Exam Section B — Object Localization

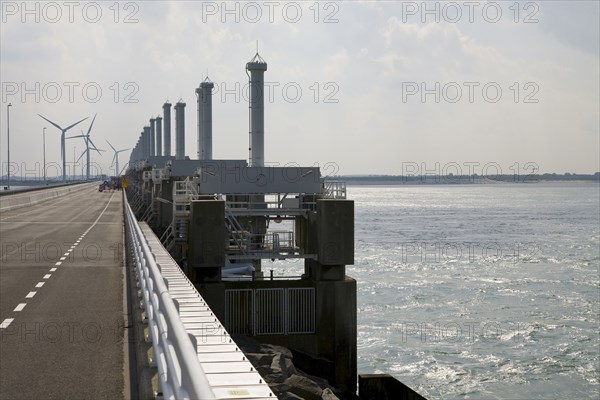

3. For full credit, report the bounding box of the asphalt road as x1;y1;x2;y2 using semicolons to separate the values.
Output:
0;185;127;399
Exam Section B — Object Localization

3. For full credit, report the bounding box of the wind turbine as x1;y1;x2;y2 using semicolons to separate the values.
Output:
106;140;129;177
66;114;104;180
38;114;88;182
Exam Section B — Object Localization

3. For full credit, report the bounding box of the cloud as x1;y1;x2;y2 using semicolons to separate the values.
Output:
0;1;598;176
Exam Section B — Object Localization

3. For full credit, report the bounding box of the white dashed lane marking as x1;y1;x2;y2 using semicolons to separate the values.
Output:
0;318;14;329
1;191;115;332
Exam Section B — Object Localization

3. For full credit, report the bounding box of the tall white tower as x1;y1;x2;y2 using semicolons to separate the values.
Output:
175;101;186;160
196;77;214;160
246;53;267;167
163;102;172;156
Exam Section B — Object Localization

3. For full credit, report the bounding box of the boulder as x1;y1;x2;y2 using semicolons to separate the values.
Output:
321;388;340;400
231;334;349;399
285;374;324;400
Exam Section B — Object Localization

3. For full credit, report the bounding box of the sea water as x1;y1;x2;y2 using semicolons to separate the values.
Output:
350;182;599;399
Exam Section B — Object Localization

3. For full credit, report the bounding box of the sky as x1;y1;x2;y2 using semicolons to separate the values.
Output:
1;0;599;179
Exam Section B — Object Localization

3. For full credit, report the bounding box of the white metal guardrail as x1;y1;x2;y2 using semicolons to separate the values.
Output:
125;193;276;399
125;194;216;400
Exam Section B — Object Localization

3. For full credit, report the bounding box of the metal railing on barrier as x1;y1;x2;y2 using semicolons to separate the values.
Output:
124;193;216;400
323;181;347;199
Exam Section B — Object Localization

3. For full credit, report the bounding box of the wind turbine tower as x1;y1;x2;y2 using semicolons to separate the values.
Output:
38;114;88;182
106;140;129;177
67;114;103;180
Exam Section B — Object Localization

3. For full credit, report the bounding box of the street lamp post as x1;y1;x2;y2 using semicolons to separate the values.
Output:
73;146;76;181
43;127;46;184
7;103;12;190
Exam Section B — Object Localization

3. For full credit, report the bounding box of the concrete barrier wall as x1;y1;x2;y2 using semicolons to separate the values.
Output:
0;182;95;212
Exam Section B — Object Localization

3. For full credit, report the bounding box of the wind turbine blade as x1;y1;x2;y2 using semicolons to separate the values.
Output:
38;114;63;131
64;117;89;132
66;135;85;139
88;138;104;155
111;154;117;167
117;148;130;154
76;149;87;163
91;146;104;156
106;140;117;153
86;114;97;136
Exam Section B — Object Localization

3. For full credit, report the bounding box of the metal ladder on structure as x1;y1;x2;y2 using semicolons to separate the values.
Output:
224;206;251;260
172;178;198;246
159;222;174;251
140;200;153;222
128;190;144;214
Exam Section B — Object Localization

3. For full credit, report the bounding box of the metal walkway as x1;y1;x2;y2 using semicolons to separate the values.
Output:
138;223;275;399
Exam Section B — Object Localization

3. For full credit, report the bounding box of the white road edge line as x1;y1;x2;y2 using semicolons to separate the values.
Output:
14;303;26;312
35;282;45;288
26;292;36;298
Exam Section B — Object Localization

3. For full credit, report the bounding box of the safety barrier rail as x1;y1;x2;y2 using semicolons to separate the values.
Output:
0;182;95;212
124;193;216;400
323;180;346;199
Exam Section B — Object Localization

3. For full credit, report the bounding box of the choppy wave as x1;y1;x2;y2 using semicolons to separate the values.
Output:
352;182;600;399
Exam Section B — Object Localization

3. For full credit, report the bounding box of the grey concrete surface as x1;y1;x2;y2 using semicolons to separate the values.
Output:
0;186;126;399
